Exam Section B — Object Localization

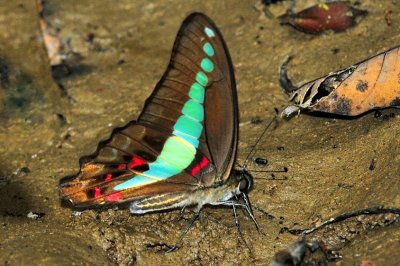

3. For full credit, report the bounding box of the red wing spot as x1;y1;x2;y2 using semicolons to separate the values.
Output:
94;187;102;198
191;156;210;177
133;156;146;164
191;165;201;176
199;157;209;168
105;174;112;181
118;164;126;170
105;192;122;202
129;156;147;169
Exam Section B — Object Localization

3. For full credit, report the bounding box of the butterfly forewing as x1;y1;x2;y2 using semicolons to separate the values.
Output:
59;13;238;208
140;14;238;183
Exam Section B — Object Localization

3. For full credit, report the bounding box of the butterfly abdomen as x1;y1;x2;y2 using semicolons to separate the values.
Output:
129;175;239;214
129;192;192;214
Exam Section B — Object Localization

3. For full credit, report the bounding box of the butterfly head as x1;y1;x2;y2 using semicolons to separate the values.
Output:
234;168;254;195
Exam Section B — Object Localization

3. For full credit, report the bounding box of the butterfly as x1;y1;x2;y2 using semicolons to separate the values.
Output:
59;12;257;250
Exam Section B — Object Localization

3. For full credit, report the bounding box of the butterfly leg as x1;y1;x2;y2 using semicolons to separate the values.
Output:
241;193;259;231
164;210;200;253
232;202;244;242
232;201;240;229
174;206;188;221
231;201;254;255
212;200;259;230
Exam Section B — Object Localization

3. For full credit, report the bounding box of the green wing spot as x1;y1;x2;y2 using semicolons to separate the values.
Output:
204;26;215;38
160;137;195;169
189;83;205;103
203;42;214;57
196;71;208;87
201;58;214;73
113;176;154;190
144;156;182;178
173;130;199;148
174;116;202;139
182;100;204;122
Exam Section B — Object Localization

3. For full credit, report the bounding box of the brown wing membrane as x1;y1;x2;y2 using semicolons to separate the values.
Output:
59;13;238;207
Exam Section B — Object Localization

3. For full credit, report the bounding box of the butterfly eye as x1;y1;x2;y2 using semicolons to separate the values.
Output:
238;179;249;193
238;170;253;193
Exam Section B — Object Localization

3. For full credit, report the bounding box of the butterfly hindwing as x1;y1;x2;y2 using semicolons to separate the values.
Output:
59;13;238;208
59;122;200;206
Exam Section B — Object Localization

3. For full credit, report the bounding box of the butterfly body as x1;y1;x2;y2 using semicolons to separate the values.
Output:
59;13;255;231
129;169;252;214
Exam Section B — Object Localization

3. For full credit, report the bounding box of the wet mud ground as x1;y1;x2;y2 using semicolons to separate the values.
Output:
0;0;399;265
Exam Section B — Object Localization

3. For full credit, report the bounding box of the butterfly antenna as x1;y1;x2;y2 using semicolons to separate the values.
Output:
249;167;288;173
242;115;278;169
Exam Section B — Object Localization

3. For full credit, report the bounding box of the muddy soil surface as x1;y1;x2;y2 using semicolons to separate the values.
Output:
0;1;399;265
